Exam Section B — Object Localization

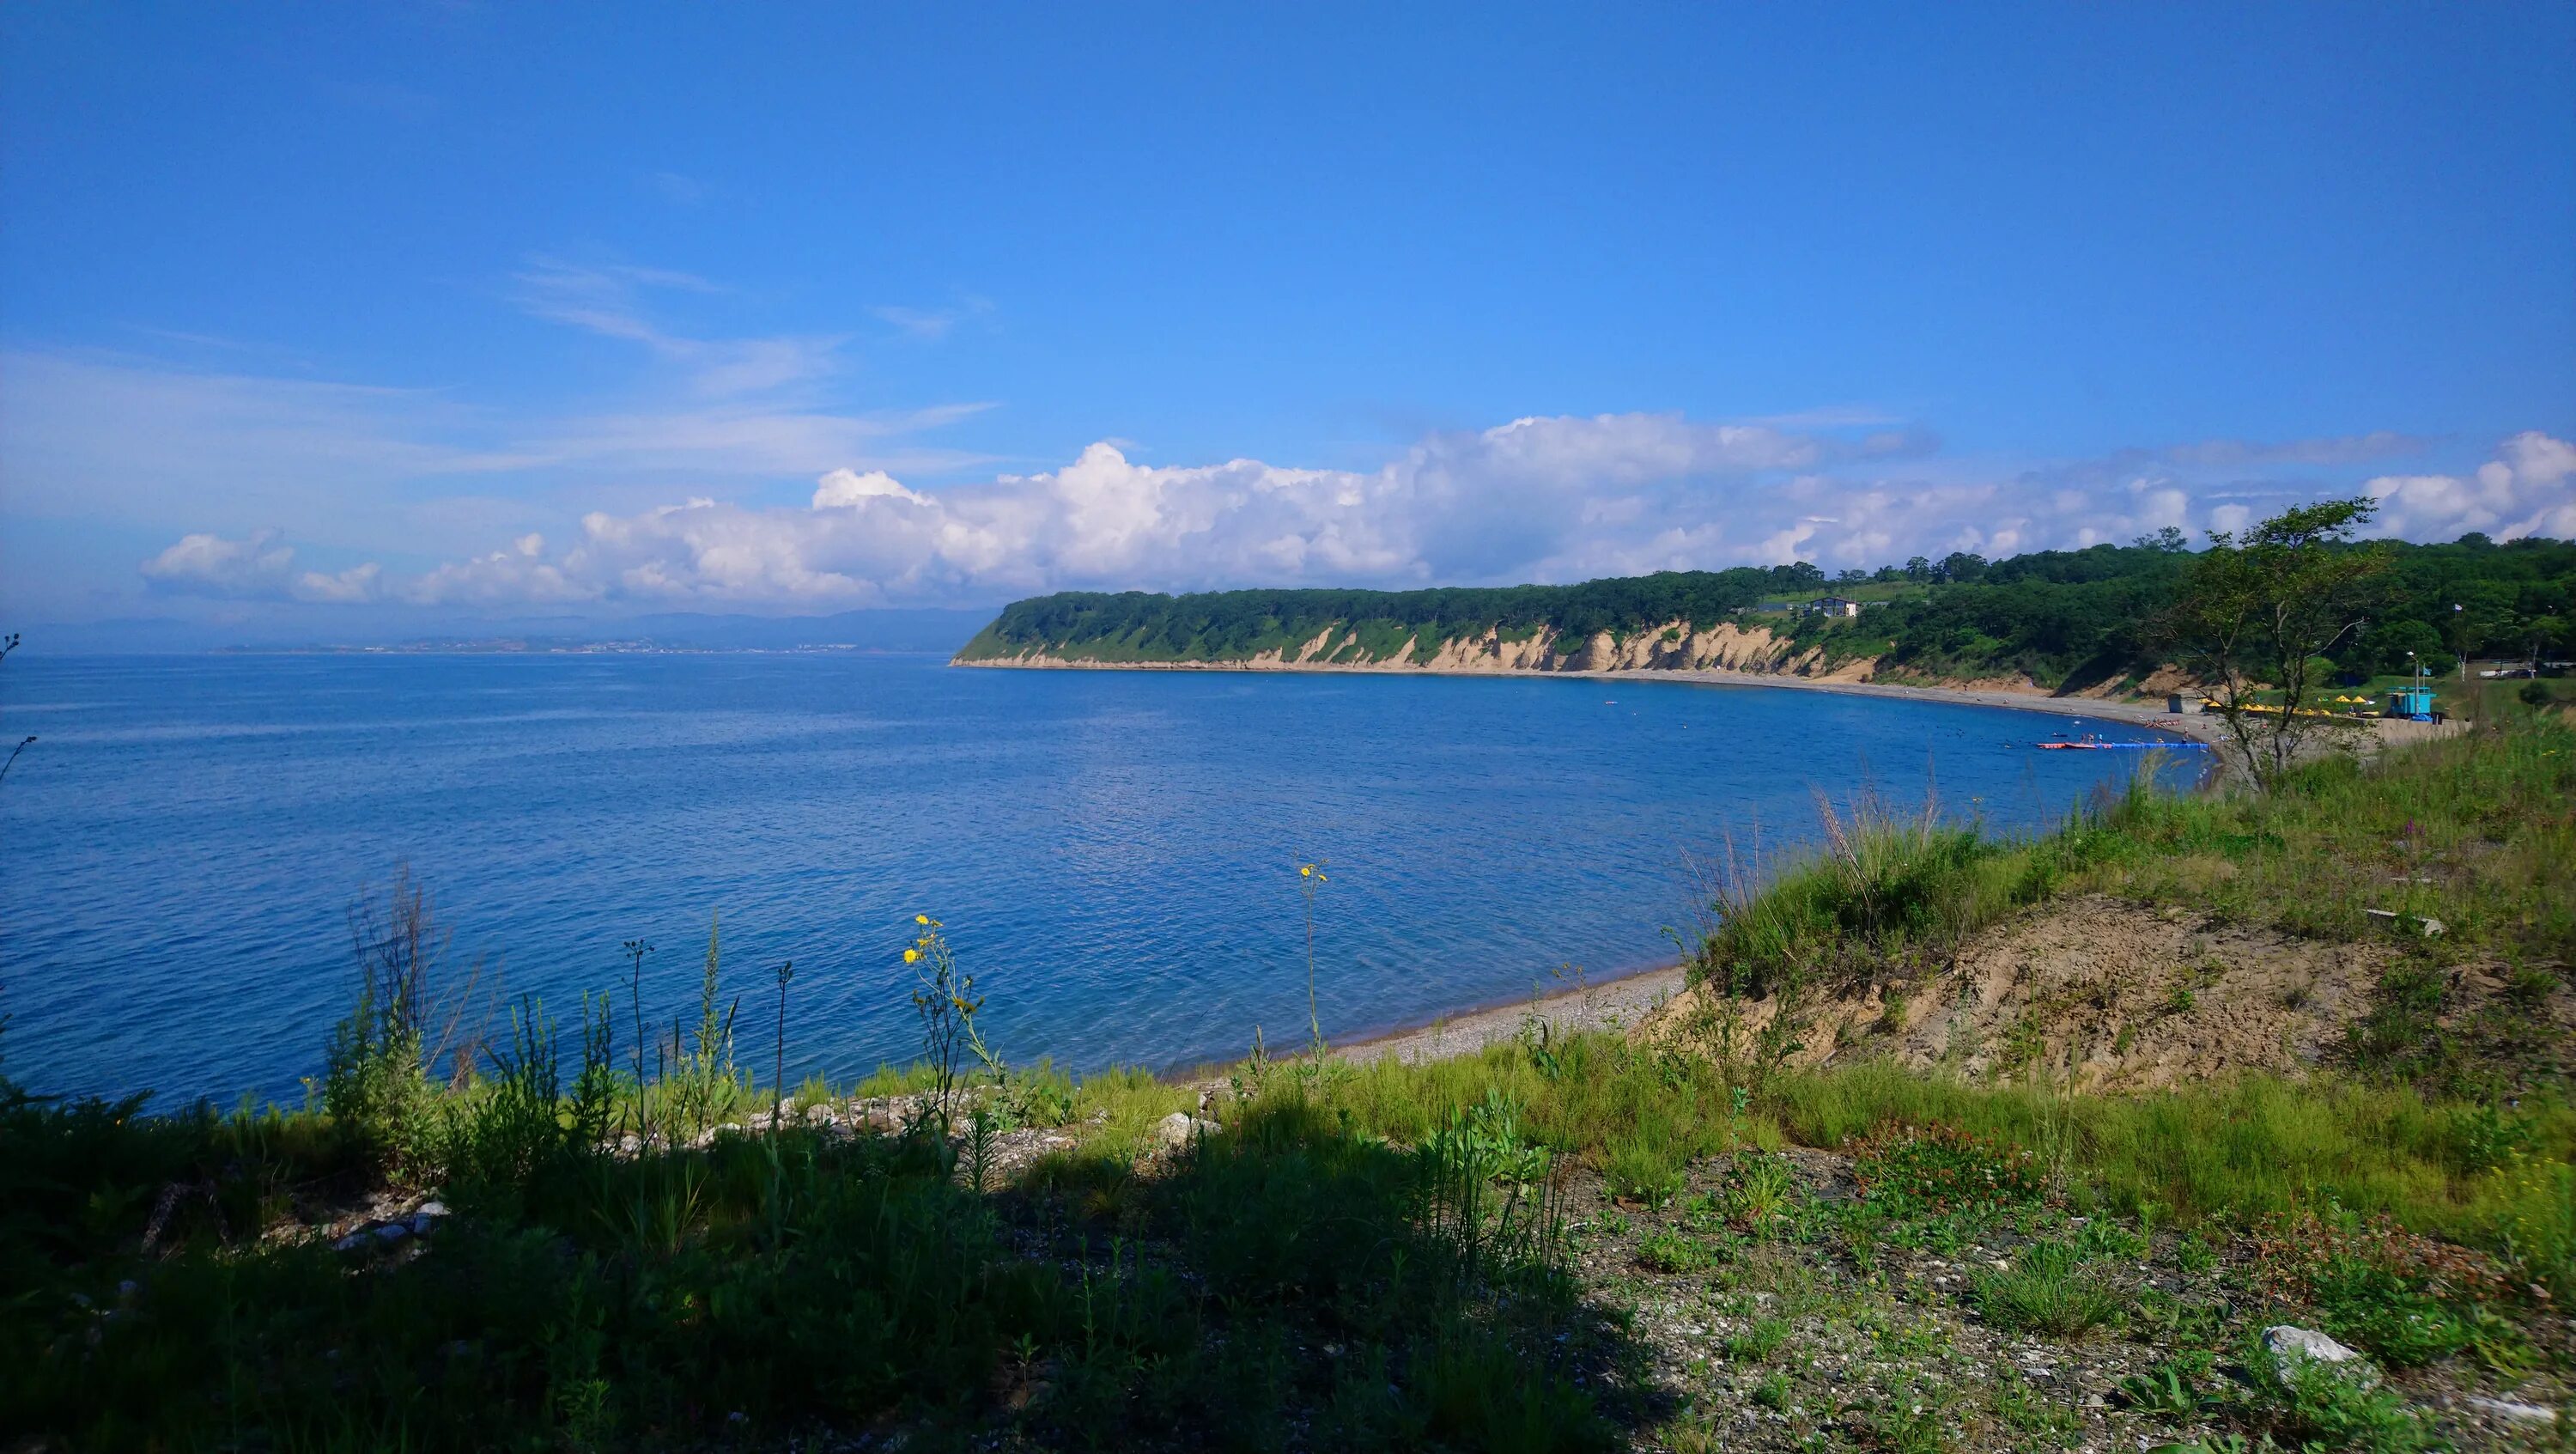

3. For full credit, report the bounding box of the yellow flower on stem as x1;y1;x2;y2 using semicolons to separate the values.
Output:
903;948;920;964
915;914;930;925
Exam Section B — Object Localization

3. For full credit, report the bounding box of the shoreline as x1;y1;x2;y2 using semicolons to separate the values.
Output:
1327;959;1692;1068
959;652;2228;745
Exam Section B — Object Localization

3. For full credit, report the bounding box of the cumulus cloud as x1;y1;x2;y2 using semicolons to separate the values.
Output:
409;531;594;606
390;413;2546;611
139;530;384;603
2366;430;2576;542
140;531;297;598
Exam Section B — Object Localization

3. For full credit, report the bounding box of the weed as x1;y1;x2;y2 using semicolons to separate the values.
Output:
1602;1134;1686;1208
322;870;459;1174
1637;1226;1711;1274
1727;1152;1801;1232
1850;1122;2044;1215
904;914;984;1138
1721;1314;1789;1362
1990;1365;2081;1443
2247;1333;2445;1454
2117;1353;2214;1418
1971;1239;2127;1337
1868;1378;1957;1454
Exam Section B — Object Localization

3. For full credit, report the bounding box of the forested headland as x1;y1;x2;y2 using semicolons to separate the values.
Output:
954;534;2576;693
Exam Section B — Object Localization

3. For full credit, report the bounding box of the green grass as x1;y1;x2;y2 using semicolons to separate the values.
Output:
1968;1238;2127;1336
3;1079;1627;1452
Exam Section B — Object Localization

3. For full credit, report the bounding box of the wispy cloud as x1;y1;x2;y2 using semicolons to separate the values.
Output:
872;294;997;343
511;258;845;398
645;170;706;206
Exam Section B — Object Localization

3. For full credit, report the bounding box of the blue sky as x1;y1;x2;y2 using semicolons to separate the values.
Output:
3;3;2571;627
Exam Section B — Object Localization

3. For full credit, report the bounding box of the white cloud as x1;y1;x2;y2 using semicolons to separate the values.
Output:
295;562;384;604
139;531;383;603
512;259;847;398
409;531;593;606
2366;430;2576;542
812;468;928;508
395;412;2518;611
140;531;298;598
872;295;997;342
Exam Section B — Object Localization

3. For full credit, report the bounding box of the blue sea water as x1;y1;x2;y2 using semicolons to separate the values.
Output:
0;653;2190;1105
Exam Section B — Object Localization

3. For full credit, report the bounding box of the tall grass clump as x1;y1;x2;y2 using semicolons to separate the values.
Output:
1692;792;2047;1002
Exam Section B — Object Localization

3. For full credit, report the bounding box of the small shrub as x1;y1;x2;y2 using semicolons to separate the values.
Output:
1971;1239;2126;1337
2254;1209;2507;1369
2302;1254;2473;1368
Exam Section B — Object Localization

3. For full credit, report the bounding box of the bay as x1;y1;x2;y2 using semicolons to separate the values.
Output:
0;652;2188;1104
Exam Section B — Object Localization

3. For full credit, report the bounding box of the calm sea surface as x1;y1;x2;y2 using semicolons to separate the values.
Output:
0;653;2189;1104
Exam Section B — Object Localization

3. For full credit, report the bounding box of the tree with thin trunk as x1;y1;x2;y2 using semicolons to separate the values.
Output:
2160;498;2390;790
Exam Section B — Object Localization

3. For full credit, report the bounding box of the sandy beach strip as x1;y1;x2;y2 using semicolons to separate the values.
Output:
1330;962;1691;1068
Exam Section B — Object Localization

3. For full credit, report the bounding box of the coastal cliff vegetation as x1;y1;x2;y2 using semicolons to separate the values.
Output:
956;533;2575;696
6;684;2574;1448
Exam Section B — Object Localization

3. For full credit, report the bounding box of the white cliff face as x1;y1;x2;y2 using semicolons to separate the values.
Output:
955;617;1877;679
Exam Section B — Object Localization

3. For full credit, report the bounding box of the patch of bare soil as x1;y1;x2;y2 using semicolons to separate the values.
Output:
1643;892;2570;1092
1877;896;2395;1090
1644;896;2399;1090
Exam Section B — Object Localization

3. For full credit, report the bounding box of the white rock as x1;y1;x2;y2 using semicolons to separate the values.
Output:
2462;1395;2554;1425
1155;1111;1197;1147
2263;1324;2379;1390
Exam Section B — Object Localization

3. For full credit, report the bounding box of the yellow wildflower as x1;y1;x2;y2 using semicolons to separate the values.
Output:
903;948;920;964
915;914;930;925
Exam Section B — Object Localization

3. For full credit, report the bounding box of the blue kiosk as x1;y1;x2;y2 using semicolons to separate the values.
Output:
2385;687;2439;722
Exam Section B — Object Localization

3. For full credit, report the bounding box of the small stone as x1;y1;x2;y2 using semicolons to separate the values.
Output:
373;1221;411;1245
2263;1324;2379;1390
415;1200;448;1219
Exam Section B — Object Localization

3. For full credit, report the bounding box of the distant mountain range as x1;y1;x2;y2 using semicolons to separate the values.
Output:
22;608;996;655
